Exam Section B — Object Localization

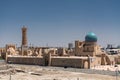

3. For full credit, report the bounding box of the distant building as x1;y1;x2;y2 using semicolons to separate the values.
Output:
106;44;120;54
106;44;113;49
68;43;73;50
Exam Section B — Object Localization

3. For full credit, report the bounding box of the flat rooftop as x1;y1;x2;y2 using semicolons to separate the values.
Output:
52;56;94;59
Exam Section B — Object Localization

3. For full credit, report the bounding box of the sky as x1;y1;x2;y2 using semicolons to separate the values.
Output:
0;0;120;47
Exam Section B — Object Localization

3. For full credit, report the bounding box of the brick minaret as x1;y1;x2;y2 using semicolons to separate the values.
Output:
22;26;27;46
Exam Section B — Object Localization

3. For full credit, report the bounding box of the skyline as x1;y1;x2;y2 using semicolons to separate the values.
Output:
0;0;120;47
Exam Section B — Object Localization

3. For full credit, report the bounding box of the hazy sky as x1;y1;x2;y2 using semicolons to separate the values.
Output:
0;0;120;47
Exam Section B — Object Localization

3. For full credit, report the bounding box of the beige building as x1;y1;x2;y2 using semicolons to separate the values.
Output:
49;32;112;68
5;27;114;69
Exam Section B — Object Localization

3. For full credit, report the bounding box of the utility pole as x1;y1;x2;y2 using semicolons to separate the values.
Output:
9;72;11;80
115;64;118;80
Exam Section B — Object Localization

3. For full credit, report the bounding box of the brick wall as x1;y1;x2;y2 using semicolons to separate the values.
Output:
51;57;86;68
7;56;44;65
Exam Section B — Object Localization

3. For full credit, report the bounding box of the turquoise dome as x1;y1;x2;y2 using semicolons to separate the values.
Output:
85;32;97;42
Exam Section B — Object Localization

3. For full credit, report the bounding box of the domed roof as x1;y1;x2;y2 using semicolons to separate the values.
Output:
85;32;97;42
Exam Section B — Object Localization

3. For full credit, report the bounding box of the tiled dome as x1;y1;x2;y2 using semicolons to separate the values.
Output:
85;32;97;42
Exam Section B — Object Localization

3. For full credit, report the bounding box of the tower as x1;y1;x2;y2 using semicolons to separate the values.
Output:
21;26;28;56
22;26;27;46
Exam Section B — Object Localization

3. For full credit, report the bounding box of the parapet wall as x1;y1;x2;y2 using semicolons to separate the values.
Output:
51;57;87;68
7;56;44;65
6;55;101;69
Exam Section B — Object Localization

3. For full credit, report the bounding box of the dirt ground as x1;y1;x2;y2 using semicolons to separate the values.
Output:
0;64;120;80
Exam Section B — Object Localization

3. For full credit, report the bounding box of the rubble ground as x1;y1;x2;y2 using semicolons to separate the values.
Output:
0;64;120;80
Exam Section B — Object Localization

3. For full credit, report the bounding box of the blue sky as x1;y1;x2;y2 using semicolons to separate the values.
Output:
0;0;120;47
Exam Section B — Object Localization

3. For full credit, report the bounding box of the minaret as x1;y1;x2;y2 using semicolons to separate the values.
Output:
22;26;27;46
21;26;28;56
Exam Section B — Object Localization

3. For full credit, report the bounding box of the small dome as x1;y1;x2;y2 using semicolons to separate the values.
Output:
85;32;97;42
